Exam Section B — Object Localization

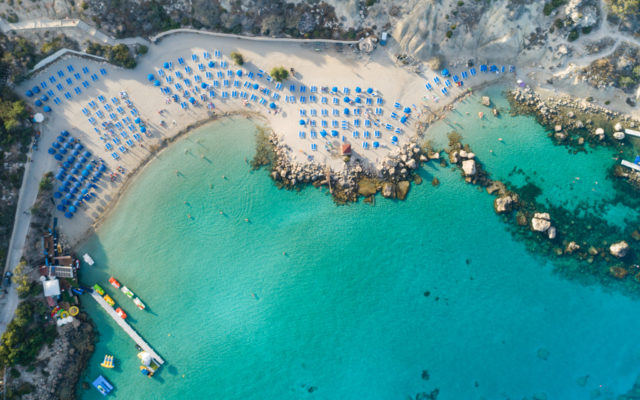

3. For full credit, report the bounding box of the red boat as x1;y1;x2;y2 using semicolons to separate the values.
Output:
115;307;127;319
109;277;121;289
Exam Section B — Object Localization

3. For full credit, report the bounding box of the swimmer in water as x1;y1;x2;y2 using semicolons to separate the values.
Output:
244;218;249;222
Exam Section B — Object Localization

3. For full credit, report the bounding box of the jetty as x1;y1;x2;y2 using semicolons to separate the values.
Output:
625;129;640;138
621;159;640;172
90;291;164;365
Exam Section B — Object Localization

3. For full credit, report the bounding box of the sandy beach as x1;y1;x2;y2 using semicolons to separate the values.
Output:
17;32;508;246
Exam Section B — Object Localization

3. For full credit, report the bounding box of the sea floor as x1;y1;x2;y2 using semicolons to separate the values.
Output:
78;89;640;400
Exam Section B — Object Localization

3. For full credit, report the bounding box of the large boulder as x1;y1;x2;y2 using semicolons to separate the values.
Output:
614;122;623;131
531;212;551;232
613;131;625;141
609;241;630;258
494;195;514;214
547;226;557;240
481;96;491;106
381;182;396;199
357;178;378;196
462;159;476;176
396;181;411;200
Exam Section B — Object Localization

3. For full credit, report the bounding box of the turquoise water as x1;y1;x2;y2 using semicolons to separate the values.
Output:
78;96;640;399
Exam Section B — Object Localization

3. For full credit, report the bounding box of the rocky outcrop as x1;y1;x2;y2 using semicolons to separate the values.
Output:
494;195;515;214
609;241;630;258
396;181;410;200
531;212;551;233
481;96;491;106
462;159;476;176
565;241;580;254
381;182;396;199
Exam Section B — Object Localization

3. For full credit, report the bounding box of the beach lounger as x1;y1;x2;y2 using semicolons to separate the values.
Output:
65;92;72;100
299;131;306;138
266;75;272;82
321;97;328;104
375;107;382;115
366;98;372;105
53;97;61;105
194;75;202;82
310;130;317;138
178;57;185;65
333;98;339;105
272;93;280;100
56;83;63;91
67;65;74;72
98;95;105;102
341;121;348;129
354;108;361;115
186;66;193;74
221;61;228;69
183;90;190;97
332;120;339;128
311;144;317;151
480;64;488;72
99;68;107;75
206;72;213;80
509;65;516;73
209;90;216;98
96;110;104;118
299;109;307;116
363;142;369;149
352;131;359;138
310;109;317;117
376;98;383;105
184;79;192;86
453;75;459;83
354;119;361;127
104;104;112;111
343;87;350;94
126;139;134;147
82;108;90;116
240;91;247;98
128;124;136;132
374;130;381;137
441;88;448;95
120;131;128;138
321;109;328;116
470;68;477;76
332;110;340;117
133;134;142;141
119;146;127;153
214;50;221;58
91;74;99;81
57;70;65;77
226;70;233;77
131;109;138;116
275;82;282;90
234;80;240;87
445;80;451;87
395;128;403;134
49;76;56;83
300;86;307;93
385;124;393;130
256;69;263;77
74;87;81;94
461;71;468;79
216;71;224;78
73;72;81;80
180;102;188;109
232;91;239;98
248;71;254;79
250;94;258;102
310;86;317;93
310;120;316;127
289;85;296;92
222;91;229;99
203;52;210;59
110;113;117;120
192;54;198;62
321;120;328;128
300;96;306;104
394;102;401;109
434;76;441;84
66;78;73;85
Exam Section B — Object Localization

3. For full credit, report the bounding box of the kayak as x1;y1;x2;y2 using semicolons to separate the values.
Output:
109;277;121;289
103;295;115;307
93;284;105;296
83;253;95;266
133;297;145;310
115;307;127;319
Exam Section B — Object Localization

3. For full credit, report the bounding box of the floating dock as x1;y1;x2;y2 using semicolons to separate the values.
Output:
621;159;640;172
625;129;640;138
90;291;164;365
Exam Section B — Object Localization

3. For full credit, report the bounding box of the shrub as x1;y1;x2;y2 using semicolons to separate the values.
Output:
632;65;640;79
554;18;564;28
270;66;289;82
230;51;244;66
136;44;148;55
107;44;136;69
581;26;592;34
619;76;636;88
38;172;53;192
446;30;453;38
12;261;31;299
567;29;579;41
365;0;376;6
605;100;611;105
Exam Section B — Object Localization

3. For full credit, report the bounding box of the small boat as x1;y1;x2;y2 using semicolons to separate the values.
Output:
83;253;95;266
92;375;113;396
103;295;115;307
121;286;134;298
109;277;121;289
133;297;146;310
115;307;127;319
93;284;105;296
138;352;160;378
100;355;114;368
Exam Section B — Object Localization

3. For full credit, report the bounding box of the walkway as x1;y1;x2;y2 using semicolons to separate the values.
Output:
90;291;164;364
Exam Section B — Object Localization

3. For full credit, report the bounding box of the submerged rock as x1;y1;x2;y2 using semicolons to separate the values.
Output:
382;182;396;199
357;178;379;196
609;266;628;279
537;347;550;360
609;241;630;258
547;226;556;240
396;181;410;200
565;241;580;254
613;131;625;140
494;195;514;214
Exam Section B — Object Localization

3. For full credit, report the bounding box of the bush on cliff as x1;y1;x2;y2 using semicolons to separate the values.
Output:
230;51;244;66
270;66;289;82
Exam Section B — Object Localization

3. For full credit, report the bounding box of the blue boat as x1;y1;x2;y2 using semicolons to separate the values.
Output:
92;375;113;396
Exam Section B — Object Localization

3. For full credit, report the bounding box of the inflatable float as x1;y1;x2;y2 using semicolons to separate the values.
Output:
100;355;114;368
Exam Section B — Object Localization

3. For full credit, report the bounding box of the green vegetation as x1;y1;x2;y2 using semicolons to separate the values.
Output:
230;51;244;66
446;30;453;38
365;0;376;6
607;0;640;16
270;66;289;82
136;44;148;55
632;65;640;79
0;92;31;148
38;172;53;192
457;1;465;6
80;0;88;9
554;18;564;28
567;29;579;41
619;76;636;88
12;261;32;299
0;299;57;368
543;0;566;16
85;42;136;69
581;26;592;34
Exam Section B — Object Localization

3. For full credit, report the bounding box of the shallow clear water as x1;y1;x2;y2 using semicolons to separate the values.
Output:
78;94;640;400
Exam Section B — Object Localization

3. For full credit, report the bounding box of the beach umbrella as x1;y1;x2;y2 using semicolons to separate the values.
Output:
35;99;43;107
52;142;61;149
95;172;103;179
404;107;411;114
70;168;79;176
48;148;56;155
74;162;83;169
98;164;107;172
441;69;450;76
269;102;276;109
61;130;69;136
331;130;339;137
32;86;40;94
25;90;33;97
54;192;62;199
140;126;147;133
154;80;161;87
79;157;87;164
343;108;350;115
73;200;81;206
373;141;379;148
41;95;49;102
147;73;155;81
189;97;196;104
320;130;327;137
83;151;91;158
208;61;215;68
343;96;351;103
72;150;80;157
299;119;306;126
391;135;398;142
69;206;77;213
201;82;208;89
134;117;141;124
366;88;373;94
81;170;89;177
64;212;73;219
252;83;259;90
58;148;67;155
355;87;362;93
55;173;64;181
64;142;73;149
68;137;75;143
79;176;86;182
400;116;407;124
70;187;78;194
331;87;338;93
85;163;93;170
354;97;361;104
81;188;88;195
54;154;63;161
236;70;243;77
57;136;65;143
62;199;70;206
62;162;70;169
163;62;170;69
65;193;74;200
57;205;65;212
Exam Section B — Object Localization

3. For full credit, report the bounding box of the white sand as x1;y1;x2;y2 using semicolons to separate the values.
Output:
17;32;506;245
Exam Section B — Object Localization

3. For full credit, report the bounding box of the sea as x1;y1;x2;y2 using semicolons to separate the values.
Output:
77;86;640;400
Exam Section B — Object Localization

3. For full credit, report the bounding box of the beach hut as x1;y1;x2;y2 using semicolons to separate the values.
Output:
341;143;352;155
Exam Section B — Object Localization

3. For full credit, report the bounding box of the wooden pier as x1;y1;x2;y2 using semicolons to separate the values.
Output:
621;159;640;172
90;291;164;365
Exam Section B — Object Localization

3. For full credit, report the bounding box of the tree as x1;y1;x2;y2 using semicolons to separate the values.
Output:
12;261;31;299
230;51;244;66
38;172;53;192
633;65;640;79
270;66;289;82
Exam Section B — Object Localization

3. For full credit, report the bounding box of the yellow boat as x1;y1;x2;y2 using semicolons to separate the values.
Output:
100;355;114;369
103;294;115;307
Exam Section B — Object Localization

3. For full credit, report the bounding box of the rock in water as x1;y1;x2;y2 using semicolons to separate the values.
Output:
613;131;625;140
462;159;476;176
357;178;378;196
609;266;628;279
531;212;551;232
396;181;410;200
494;195;514;214
382;182;396;199
632;230;640;241
565;241;580;254
481;96;491;106
576;375;589;387
537;348;550;360
547;226;556;240
492;108;499;116
614;122;623;131
431;178;440;186
609;241;630;258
